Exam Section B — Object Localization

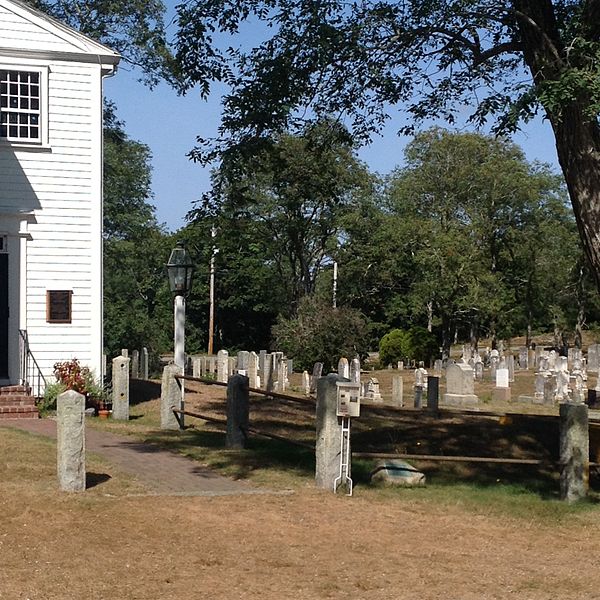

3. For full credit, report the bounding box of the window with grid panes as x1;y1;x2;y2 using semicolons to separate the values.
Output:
0;70;41;143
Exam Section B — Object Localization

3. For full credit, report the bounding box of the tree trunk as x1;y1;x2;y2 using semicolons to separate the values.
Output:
513;0;600;290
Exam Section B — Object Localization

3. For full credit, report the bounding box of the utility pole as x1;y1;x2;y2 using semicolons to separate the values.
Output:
208;226;218;355
332;261;338;308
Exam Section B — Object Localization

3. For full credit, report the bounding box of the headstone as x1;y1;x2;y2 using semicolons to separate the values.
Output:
414;364;428;389
192;357;201;378
310;362;323;393
588;343;600;373
548;350;558;372
474;362;484;381
337;357;350;379
397;361;404;371
112;355;130;420
350;358;361;384
391;375;403;407
160;364;182;430
433;359;443;377
226;374;250;449
217;350;229;383
303;370;311;396
507;354;515;383
228;356;236;376
131;350;139;379
259;350;268;386
519;346;529;370
121;348;128;358
489;349;499;381
365;378;382;402
141;347;149;380
247;352;259;388
237;351;250;371
443;363;478;406
277;354;287;391
493;367;511;402
560;402;589;502
57;389;86;492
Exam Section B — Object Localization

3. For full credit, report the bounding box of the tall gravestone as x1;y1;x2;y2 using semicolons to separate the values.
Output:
57;389;86;492
338;357;350;379
248;351;259;388
350;358;361;384
310;362;323;393
391;375;403;407
560;402;589;502
217;350;229;383
141;347;149;380
588;344;600;373
131;350;139;379
303;370;311;396
112;355;130;420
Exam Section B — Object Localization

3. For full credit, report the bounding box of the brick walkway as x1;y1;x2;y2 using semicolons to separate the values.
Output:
0;418;265;496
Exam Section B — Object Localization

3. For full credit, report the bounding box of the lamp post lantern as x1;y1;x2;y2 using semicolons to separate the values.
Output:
166;242;194;370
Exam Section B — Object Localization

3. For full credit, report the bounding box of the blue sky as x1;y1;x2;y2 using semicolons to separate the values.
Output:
103;6;561;232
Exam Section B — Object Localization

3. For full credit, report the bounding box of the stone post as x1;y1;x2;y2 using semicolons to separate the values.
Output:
57;389;86;492
303;370;311;396
226;374;250;449
141;347;149;380
121;348;128;358
560;402;589;502
248;351;259;388
315;373;346;491
111;356;130;420
391;375;403;407
427;376;439;412
160;364;183;430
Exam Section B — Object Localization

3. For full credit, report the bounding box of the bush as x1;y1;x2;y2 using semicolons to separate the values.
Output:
379;326;438;366
272;296;369;372
38;381;67;413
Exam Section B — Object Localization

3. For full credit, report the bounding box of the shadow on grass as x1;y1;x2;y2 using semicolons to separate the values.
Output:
86;472;111;489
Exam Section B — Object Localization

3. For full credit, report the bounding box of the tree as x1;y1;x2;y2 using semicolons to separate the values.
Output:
385;129;573;353
102;105;172;362
189;120;371;312
26;0;177;86
174;1;600;289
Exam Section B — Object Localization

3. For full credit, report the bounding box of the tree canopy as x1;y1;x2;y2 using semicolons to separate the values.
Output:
174;1;600;288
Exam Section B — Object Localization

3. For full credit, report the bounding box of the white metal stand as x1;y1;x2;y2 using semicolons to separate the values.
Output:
334;416;353;496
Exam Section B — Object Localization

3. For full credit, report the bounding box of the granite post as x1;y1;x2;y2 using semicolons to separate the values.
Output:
131;349;140;379
226;374;250;449
560;402;589;502
141;347;149;380
160;364;182;430
112;355;130;421
217;349;229;383
57;389;86;492
315;374;346;491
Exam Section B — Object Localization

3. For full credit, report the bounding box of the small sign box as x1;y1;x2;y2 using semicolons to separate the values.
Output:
336;381;361;418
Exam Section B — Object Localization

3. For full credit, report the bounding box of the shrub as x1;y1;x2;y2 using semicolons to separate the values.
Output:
38;381;67;413
272;296;369;372
379;326;438;365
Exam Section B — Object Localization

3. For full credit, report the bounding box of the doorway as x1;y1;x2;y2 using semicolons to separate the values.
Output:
0;253;8;378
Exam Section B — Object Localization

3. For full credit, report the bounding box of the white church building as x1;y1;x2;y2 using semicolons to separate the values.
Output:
0;0;119;401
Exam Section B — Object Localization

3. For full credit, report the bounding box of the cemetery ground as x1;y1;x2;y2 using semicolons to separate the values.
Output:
4;370;600;598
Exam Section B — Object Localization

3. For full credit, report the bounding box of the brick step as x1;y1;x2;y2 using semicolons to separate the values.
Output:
0;405;39;419
0;396;37;407
0;385;32;396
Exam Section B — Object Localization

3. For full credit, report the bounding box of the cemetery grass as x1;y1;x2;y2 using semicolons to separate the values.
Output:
85;375;600;523
6;409;600;598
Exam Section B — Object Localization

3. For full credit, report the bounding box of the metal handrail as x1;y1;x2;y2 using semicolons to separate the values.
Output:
18;330;47;399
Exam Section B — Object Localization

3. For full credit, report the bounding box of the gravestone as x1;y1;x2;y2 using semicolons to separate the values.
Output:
433;359;443;377
443;363;478;406
237;351;250;372
303;371;310;396
217;350;229;383
427;376;439;411
493;367;510;402
310;362;323;393
248;351;259;388
337;357;350;379
140;347;149;380
519;346;529;370
391;375;403;407
507;354;515;383
57;389;86;492
259;350;268;386
560;402;589;502
588;344;600;373
350;358;361;384
192;357;201;378
131;350;139;379
365;378;383;402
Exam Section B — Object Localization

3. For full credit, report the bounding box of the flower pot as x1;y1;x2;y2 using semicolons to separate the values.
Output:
98;409;110;419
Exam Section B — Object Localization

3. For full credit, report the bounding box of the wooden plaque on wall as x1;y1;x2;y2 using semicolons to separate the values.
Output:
46;290;72;323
